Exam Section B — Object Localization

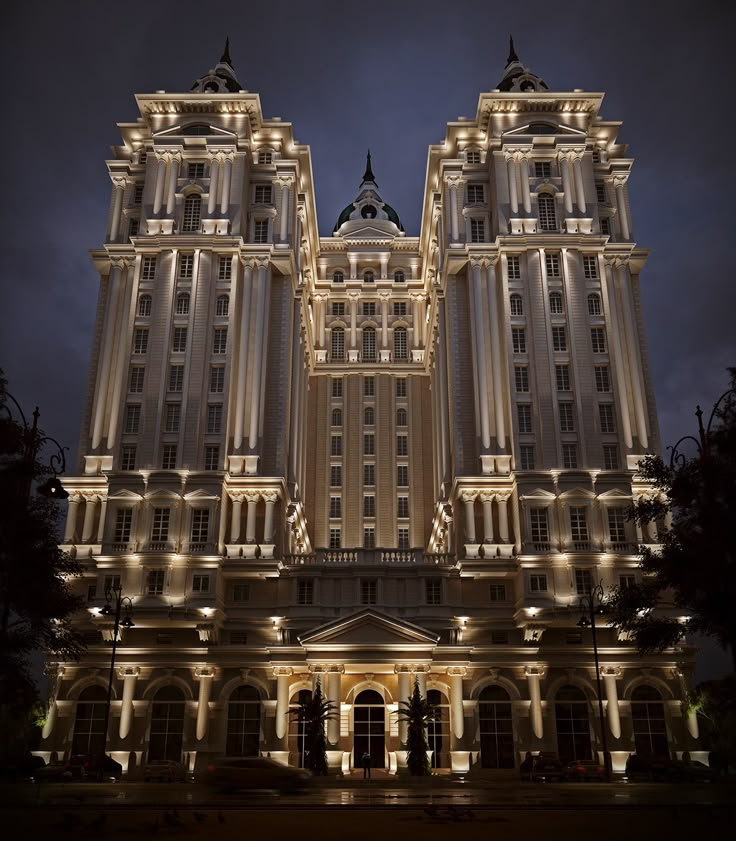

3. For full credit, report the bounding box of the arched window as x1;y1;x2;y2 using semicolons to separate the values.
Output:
362;327;376;362
176;292;190;315
364;406;375;426
71;685;107;756
549;291;563;314
555;685;591;764
182;194;201;232
149;685;185;761
427;689;451;768
331;327;345;361
331;408;342;427
288;689;312;768
333;270;344;283
394;327;408;360
393;270;405;283
587;293;602;316
396;408;407;426
478;685;515;768
631;685;669;758
138;294;152;317
226;685;261;757
509;294;523;316
354;689;385;769
216;294;229;317
363;270;375;283
538;193;557;231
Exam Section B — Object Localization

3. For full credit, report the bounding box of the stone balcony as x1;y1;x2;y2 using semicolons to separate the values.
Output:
282;548;456;566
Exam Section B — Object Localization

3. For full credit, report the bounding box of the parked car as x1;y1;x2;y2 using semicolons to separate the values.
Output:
33;760;86;783
144;759;187;782
625;754;716;783
562;760;606;782
204;757;311;792
531;752;564;781
68;753;123;781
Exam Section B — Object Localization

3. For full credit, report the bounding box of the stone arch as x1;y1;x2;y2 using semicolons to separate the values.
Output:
142;673;194;701
181;183;205;198
545;672;597;703
470;674;522;701
216;674;270;706
346;680;393;704
66;674;117;701
622;674;675;701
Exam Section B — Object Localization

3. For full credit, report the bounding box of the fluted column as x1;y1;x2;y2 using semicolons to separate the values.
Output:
233;261;254;450
471;260;491;449
485;258;505;449
415;669;427;698
81;495;99;544
230;494;243;543
520;155;531;214
245;491;260;544
220;155;233;214
616;260;648;448
314;294;326;349
274;667;293;742
496;491;511;543
106;259;135;450
118;667;140;739
573;153;586;213
480;492;495;543
64;494;81;544
165;153;180;215
614;176;630;240
396;668;411;744
525;667;545;739
278;178;292;242
349;293;359;349
195;668;215;741
560;153;574;215
601;667;621;739
461;491;477;543
448;179;460;242
380;293;390;349
506;153;519;215
262;490;279;544
448;667;466;740
602;256;633;448
92;261;124;449
109;177;126;242
207;154;220;215
248;260;269;450
326;668;342;746
412;295;422;348
153;152;167;214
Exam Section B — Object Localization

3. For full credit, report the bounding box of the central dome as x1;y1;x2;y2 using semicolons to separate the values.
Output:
333;151;404;237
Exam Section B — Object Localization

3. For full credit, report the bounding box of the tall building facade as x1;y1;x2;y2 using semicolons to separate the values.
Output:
40;42;702;774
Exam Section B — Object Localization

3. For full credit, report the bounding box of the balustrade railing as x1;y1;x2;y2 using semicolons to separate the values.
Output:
282;548;456;566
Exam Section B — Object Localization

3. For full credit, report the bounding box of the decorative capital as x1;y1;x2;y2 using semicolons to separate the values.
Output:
524;665;546;678
612;174;629;187
228;491;246;503
495;490;512;503
261;490;280;504
194;666;216;680
459;490;478;504
446;666;467;678
273;666;293;678
479;491;495;503
600;666;622;678
117;666;140;680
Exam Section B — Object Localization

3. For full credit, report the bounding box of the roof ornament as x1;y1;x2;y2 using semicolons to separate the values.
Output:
362;149;377;186
495;35;549;93
507;35;520;66
220;36;233;67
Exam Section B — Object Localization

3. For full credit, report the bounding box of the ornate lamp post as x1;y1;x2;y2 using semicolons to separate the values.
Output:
576;581;612;782
669;386;736;468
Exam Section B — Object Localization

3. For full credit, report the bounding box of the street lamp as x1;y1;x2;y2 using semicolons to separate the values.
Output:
576;581;612;782
99;583;135;775
669;386;736;468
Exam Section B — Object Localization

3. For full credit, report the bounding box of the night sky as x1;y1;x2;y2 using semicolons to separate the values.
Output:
2;1;734;679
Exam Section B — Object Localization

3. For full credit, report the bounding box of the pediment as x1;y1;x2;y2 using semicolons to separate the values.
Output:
502;122;585;138
597;488;632;500
108;489;143;501
298;610;438;648
558;487;597;499
154;123;236;139
184;488;220;501
340;224;397;241
520;487;557;501
144;488;182;500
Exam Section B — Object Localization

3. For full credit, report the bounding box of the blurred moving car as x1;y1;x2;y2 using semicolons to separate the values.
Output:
562;760;606;781
204;757;311;792
33;760;86;782
68;753;123;781
144;759;187;782
531;752;564;781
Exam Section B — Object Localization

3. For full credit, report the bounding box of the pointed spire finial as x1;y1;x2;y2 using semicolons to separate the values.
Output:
507;35;519;66
220;36;233;67
362;149;377;185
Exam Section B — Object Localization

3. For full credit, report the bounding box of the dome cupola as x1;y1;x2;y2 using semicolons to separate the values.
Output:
191;38;242;94
496;36;549;93
333;151;404;237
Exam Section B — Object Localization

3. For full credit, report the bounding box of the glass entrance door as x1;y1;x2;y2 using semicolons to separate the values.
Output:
353;689;385;769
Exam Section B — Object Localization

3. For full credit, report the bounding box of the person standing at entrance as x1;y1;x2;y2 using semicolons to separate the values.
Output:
361;751;372;779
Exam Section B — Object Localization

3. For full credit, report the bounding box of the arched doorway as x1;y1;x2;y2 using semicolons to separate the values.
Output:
354;689;385;769
288;689;312;768
555;685;592;764
427;689;450;768
478;685;515;768
226;685;261;756
631;685;669;757
71;685;107;755
149;686;185;761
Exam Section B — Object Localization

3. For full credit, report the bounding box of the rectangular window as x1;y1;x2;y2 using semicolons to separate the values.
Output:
552;326;567;352
470;218;485;242
114;510;132;543
396;435;408;457
209;366;225;393
151;508;170;542
555;364;571;391
129;366;145;393
165;403;180;433
207;404;223;434
329;496;342;519
397;496;409;518
363;527;375;549
233;583;251;602
396;378;407;398
188;162;205;179
466;150;481;164
332;378;343;398
172;327;188;353
191;509;209;543
599;403;616;433
133;328;148;354
330;465;342;487
254;219;269;243
134;184;144;204
594;365;610;392
520;444;535;470
168;364;184;392
507;255;521;279
517;404;532;434
489;583;507;602
595;181;607;203
120;445;136;471
603;444;619;470
147;569;165;595
425;579;441;605
162;444;177;469
125;404;141;434
218;256;232;280
608;508;627;543
330;435;342;456
254;185;272;204
363;464;375;486
600;217;610;236
332;302;345;316
512;327;526;354
575;568;593;595
534;161;551;178
142;256;157;281
619;574;636;590
178;253;194;279
213;328;228;354
583;255;598;279
398;527;410;549
329;527;341;549
570;507;589;543
363;434;374;455
361;579;377;605
467;184;484;204
297;579;314;605
562;443;578;469
392;302;406;316
363;495;375;517
530;509;549;543
192;573;210;593
364;376;375;397
128;217;140;238
515;366;529;392
545;253;561;277
258;150;272;164
559;402;575;432
530;573;548;592
104;574;121;595
364;302;377;316
397;465;409;487
204;445;220;471
591;327;606;353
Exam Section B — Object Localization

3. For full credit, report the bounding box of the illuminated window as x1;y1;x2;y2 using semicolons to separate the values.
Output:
509;293;523;316
538;194;557;231
216;295;229;317
182;194;201;232
138;294;152;317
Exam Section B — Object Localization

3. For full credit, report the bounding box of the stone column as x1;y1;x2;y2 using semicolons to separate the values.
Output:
349;293;359;349
64;494;82;543
153;152;167;215
461;491;477;543
616;260;648;448
165;153;180;215
106;259;136;451
207;154;220;215
414;669;428;698
380;293;390;350
230;494;243;544
81;495;99;544
560;153;574;215
448;667;466;740
326;668;342;746
496;492;511;543
41;667;65;739
412;295;422;348
471;260;491;449
396;668;412;744
525;667;545;739
220;155;233;214
278;178;291;242
245;491;260;544
449;179;460;242
248;260;269;450
520;155;531;214
485;258;505;449
195;668;215;741
614;176;630;240
315;294;326;349
274;667;293;743
480;492;495;543
573;154;586;214
109;177;126;242
506;154;519;215
118;667;140;739
233;261;254;450
600;255;633;448
262;490;279;544
92;261;123;449
601;667;621;739
96;498;108;544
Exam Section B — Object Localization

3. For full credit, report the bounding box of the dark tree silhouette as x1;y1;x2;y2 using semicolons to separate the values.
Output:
396;678;437;776
287;678;337;775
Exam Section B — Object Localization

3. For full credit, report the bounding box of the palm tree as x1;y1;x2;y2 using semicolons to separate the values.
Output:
288;678;337;775
396;679;438;775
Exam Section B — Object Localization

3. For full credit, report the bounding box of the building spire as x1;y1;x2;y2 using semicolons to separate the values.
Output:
362;149;377;185
220;36;233;67
507;35;519;66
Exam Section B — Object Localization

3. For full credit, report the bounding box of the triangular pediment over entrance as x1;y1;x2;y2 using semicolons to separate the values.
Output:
298;610;438;652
